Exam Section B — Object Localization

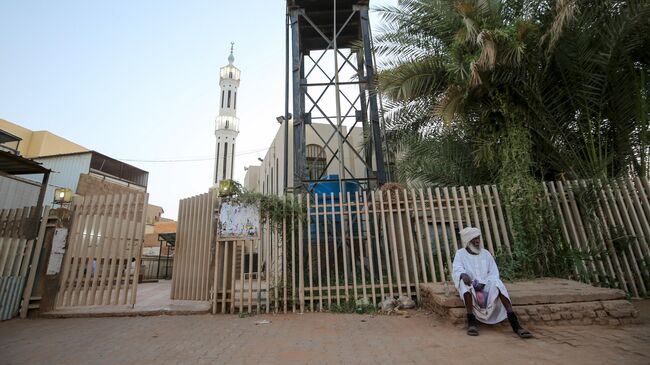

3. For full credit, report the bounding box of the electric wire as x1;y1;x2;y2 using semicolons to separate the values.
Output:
117;147;268;163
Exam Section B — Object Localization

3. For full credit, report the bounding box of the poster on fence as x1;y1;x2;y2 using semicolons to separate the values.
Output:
217;200;260;240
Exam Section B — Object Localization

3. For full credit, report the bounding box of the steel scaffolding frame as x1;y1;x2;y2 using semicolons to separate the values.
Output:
287;0;386;193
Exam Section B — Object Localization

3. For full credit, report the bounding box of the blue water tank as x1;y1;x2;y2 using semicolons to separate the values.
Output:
309;175;360;199
307;175;364;244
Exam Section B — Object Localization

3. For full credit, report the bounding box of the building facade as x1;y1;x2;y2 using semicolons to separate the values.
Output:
244;121;369;196
213;46;241;185
0;119;150;208
0;118;88;158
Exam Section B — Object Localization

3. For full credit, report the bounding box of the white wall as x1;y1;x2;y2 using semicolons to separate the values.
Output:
252;121;370;196
22;153;92;205
0;175;40;209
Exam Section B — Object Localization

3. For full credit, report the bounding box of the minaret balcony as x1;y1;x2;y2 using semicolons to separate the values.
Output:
215;116;239;132
220;65;241;81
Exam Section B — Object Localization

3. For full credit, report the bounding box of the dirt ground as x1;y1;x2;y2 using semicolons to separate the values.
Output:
1;300;649;365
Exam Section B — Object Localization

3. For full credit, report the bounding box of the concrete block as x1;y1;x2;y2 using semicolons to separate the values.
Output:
571;312;583;319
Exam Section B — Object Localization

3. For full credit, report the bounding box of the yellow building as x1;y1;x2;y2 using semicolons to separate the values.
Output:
0;118;88;158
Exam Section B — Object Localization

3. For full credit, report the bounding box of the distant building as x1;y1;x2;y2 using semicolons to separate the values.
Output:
145;204;164;234
22;151;148;206
0;119;149;208
0;118;88;158
244;121;367;196
0;129;50;210
213;45;241;186
142;220;177;256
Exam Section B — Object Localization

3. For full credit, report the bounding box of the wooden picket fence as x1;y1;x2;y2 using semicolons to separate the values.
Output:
199;185;513;314
0;206;50;320
171;176;650;314
274;186;512;313
55;192;148;307
543;177;650;298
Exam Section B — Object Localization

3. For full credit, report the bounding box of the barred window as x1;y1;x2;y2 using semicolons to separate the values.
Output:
306;144;326;180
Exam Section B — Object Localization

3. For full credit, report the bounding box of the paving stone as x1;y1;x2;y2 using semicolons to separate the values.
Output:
1;306;649;365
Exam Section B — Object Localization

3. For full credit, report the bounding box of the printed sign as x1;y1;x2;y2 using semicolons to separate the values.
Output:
46;228;68;275
217;200;260;239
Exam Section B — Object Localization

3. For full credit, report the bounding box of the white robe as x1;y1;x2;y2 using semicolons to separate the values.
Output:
452;248;510;324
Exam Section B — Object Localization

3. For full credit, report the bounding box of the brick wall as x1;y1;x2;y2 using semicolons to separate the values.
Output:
76;173;143;196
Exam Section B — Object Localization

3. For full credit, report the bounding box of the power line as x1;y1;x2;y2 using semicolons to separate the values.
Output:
117;147;268;163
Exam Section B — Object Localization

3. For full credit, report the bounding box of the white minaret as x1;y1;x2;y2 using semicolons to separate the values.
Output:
214;43;241;185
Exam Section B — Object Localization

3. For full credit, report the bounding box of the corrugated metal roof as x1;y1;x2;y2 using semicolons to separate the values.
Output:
0;129;21;144
0;150;50;175
35;150;148;188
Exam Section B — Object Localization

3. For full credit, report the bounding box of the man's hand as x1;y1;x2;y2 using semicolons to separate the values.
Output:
460;273;471;286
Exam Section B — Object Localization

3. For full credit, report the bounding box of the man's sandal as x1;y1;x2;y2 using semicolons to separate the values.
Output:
467;325;479;336
516;328;533;339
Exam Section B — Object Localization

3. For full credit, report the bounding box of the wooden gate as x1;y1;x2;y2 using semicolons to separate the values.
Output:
0;206;50;320
55;192;148;307
170;192;215;301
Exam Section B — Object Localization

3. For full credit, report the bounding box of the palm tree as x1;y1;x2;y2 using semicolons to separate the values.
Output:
376;0;544;187
536;0;650;179
374;0;650;278
375;0;650;183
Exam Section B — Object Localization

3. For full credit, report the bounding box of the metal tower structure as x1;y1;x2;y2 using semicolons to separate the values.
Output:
286;0;386;193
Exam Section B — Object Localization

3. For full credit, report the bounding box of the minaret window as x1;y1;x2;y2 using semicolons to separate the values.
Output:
221;91;224;108
234;92;237;110
225;120;229;129
230;144;235;178
227;90;231;108
215;143;220;183
229;71;233;78
223;142;229;179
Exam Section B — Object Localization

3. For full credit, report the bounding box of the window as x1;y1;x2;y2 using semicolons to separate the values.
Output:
223;142;228;179
230;144;235;178
221;91;225;108
306;144;327;180
234;92;237;110
276;158;279;194
227;90;231;108
229;71;233;78
225;120;229;129
215;143;220;183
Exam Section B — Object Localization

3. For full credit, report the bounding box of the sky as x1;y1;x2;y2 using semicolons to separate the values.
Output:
0;0;397;220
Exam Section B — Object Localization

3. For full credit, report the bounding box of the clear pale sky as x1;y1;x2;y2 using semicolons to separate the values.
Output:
0;0;397;219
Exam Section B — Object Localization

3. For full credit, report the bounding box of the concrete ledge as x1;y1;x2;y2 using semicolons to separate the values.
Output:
41;301;211;319
421;278;639;326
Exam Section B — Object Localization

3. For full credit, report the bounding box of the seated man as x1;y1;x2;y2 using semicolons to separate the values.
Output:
452;227;532;338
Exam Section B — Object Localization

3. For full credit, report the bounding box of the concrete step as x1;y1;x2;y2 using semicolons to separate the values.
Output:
421;278;639;326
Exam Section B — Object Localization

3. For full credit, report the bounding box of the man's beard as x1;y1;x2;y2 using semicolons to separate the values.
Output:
467;244;481;255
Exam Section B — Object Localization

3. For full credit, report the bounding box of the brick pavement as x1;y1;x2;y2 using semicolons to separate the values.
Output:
1;301;649;365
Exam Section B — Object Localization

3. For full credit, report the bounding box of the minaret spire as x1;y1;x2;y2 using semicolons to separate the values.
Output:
213;45;241;185
228;42;235;64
